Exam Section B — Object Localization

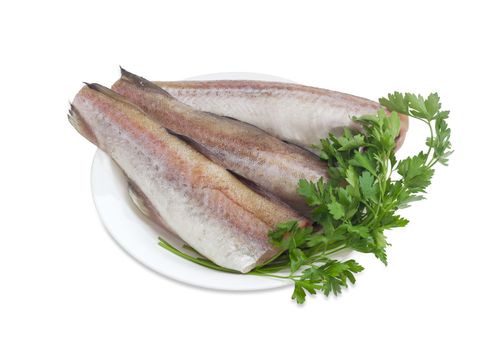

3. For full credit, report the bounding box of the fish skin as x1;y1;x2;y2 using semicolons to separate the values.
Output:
68;83;307;273
112;70;329;214
154;80;409;152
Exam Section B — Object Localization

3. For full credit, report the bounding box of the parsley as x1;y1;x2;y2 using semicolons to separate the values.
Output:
158;92;452;304
261;92;452;303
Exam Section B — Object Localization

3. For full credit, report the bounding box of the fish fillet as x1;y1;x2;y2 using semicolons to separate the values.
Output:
112;69;329;214
68;83;307;273
154;80;409;152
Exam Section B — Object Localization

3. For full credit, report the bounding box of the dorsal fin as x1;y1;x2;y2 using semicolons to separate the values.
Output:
225;169;292;208
163;127;220;163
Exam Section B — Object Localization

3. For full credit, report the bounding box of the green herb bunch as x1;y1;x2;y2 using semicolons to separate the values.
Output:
159;92;452;304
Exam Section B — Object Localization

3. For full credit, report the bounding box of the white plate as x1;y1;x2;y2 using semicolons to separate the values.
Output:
91;73;297;291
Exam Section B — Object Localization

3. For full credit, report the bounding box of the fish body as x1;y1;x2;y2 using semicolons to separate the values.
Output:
69;84;306;273
155;80;409;151
112;70;329;214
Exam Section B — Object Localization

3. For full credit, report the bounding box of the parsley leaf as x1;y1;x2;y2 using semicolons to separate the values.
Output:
359;171;378;202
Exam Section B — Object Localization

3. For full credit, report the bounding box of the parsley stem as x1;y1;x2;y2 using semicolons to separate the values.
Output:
424;120;434;163
158;237;238;273
247;271;292;279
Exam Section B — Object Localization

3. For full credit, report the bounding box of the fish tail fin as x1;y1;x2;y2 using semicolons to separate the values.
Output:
119;67;175;98
84;82;137;105
83;82;151;115
67;103;98;145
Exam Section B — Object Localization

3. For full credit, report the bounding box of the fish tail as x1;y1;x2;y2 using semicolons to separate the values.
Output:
83;82;138;106
67;103;98;145
119;67;174;98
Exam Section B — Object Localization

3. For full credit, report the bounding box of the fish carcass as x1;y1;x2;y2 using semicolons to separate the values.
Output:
155;79;409;152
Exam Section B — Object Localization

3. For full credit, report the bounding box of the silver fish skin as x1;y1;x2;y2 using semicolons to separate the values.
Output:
68;83;307;273
154;80;409;152
112;70;329;214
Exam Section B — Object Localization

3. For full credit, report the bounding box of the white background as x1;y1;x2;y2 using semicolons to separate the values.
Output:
1;1;499;349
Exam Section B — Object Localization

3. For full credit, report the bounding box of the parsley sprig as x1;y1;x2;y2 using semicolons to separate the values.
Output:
158;92;452;304
261;92;452;303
